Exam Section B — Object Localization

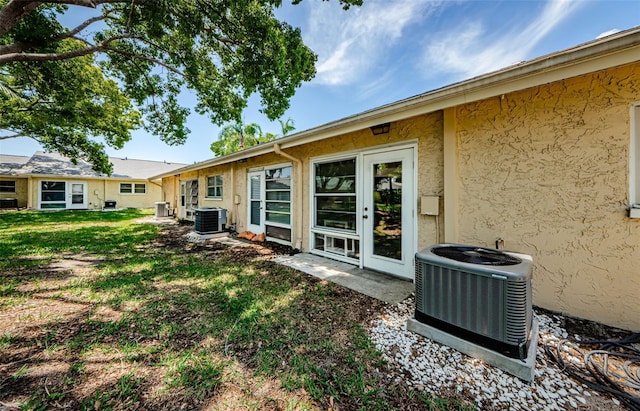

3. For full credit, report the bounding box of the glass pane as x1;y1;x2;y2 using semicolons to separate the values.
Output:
250;176;261;200
316;176;355;193
316;196;356;213
266;179;291;190
250;200;261;225
372;161;402;261
72;194;83;204
266;212;290;224
0;181;15;193
315;159;356;193
314;234;325;251
120;184;132;193
41;203;66;209
266;191;290;201
71;184;83;194
266;202;290;212
42;181;65;191
135;184;146;193
265;167;291;179
42;192;65;202
316;194;356;231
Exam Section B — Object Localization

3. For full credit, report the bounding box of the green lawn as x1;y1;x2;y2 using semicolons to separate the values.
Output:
0;209;469;410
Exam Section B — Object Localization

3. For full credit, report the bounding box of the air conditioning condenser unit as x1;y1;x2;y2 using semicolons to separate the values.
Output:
194;207;227;234
414;244;533;359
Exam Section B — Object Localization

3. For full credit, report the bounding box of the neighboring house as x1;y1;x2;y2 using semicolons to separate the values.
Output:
0;151;185;210
153;27;640;331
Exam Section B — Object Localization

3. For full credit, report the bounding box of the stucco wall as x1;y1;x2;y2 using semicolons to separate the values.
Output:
104;180;163;208
455;63;640;329
162;176;179;209
166;112;444;251
28;177;162;209
0;177;28;208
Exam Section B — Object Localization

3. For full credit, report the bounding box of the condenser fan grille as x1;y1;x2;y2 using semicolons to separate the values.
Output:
432;246;522;266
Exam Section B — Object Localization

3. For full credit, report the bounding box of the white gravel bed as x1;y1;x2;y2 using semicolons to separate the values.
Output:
368;296;626;410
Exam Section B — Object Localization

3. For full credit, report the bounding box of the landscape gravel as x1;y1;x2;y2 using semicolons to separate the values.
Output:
368;295;626;410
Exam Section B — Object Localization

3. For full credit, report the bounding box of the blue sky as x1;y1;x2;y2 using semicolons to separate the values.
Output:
2;0;639;165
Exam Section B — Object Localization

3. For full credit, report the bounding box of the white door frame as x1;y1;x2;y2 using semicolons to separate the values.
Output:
247;170;265;233
361;148;415;279
179;180;186;220
67;182;88;209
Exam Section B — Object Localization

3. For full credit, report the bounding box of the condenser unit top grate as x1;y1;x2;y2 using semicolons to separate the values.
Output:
432;245;522;266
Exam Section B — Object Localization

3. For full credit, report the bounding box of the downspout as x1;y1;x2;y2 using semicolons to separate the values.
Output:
230;163;236;226
274;143;303;251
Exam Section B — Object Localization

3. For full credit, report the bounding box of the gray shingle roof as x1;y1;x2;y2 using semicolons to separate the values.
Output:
0;151;185;180
0;155;30;175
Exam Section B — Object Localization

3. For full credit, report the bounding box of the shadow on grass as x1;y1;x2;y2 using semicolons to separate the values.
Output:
0;212;469;410
0;208;150;228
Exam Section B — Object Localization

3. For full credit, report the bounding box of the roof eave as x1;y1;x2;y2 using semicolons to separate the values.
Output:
152;27;640;180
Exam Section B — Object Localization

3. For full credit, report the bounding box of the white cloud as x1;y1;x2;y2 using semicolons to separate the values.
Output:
596;29;621;39
301;0;442;86
421;0;584;79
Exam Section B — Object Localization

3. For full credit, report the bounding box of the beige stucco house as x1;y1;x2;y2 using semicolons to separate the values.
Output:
0;151;185;210
154;27;640;331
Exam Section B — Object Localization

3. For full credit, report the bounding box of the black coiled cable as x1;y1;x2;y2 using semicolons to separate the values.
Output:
544;333;640;410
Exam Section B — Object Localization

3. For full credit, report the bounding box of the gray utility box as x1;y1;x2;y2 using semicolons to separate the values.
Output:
194;207;227;234
414;244;533;359
155;201;169;217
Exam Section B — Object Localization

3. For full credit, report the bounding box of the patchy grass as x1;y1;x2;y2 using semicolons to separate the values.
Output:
0;209;470;410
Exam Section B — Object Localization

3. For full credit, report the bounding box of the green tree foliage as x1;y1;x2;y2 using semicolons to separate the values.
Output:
0;0;361;174
278;117;296;136
210;120;287;157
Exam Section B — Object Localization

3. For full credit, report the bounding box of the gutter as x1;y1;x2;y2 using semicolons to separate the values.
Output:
274;143;303;251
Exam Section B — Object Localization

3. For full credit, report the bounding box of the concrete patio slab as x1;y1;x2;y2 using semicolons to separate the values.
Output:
273;253;414;304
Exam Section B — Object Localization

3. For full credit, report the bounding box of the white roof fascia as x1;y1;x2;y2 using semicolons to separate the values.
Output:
152;27;640;180
19;173;160;182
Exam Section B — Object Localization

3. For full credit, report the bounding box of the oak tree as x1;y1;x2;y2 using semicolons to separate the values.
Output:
0;0;361;174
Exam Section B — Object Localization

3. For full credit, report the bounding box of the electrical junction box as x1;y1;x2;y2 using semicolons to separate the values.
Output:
421;196;440;215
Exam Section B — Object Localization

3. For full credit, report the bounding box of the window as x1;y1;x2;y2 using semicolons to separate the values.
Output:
40;181;66;209
120;183;146;194
0;180;16;193
265;166;292;227
207;175;223;198
314;158;357;231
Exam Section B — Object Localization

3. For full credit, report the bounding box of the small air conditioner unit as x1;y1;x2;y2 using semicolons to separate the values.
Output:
194;207;227;234
415;244;533;359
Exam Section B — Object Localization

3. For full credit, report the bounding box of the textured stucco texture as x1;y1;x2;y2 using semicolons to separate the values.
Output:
455;63;640;330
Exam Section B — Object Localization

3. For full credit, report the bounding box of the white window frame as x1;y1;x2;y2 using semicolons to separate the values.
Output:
206;174;223;199
0;180;16;193
39;180;67;209
630;103;640;218
264;164;293;244
120;182;146;195
309;154;361;264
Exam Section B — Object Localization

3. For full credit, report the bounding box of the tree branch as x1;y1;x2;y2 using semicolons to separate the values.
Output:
35;0;130;7
103;45;185;77
0;133;29;140
0;0;43;38
59;13;109;41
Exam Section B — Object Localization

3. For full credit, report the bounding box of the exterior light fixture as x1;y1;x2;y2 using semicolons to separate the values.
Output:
370;122;391;135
